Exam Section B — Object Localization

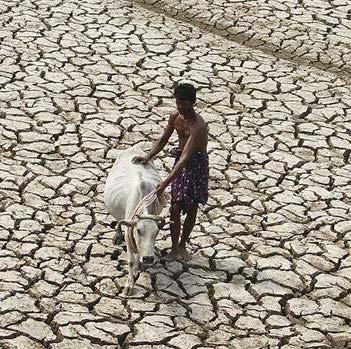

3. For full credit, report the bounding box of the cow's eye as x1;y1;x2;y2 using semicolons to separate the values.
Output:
136;229;142;236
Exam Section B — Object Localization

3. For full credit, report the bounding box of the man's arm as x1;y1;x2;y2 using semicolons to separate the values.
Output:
156;129;198;192
133;113;176;164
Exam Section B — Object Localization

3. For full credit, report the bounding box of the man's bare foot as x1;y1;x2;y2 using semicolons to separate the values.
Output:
178;247;191;261
162;249;180;261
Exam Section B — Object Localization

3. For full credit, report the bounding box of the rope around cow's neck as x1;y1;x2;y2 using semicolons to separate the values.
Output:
130;191;158;220
127;191;159;255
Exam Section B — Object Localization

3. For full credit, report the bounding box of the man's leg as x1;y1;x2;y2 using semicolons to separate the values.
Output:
166;201;182;259
179;203;198;259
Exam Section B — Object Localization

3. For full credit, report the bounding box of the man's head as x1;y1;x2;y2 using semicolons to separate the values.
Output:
174;83;196;117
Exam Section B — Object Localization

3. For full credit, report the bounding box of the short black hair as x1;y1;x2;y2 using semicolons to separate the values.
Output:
174;83;196;103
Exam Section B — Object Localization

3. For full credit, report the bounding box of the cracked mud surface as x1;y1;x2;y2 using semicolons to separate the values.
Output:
136;0;351;78
0;0;350;348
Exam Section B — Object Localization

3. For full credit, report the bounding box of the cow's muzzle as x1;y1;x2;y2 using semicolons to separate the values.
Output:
142;255;155;265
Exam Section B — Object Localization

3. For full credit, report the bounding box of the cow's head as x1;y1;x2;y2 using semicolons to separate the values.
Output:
117;215;166;265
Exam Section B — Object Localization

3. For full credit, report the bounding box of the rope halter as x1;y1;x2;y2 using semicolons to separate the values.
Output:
116;191;165;255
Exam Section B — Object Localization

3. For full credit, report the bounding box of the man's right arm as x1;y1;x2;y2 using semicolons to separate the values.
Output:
133;112;176;164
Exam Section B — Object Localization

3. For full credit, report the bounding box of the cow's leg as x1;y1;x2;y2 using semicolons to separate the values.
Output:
114;230;124;245
113;221;124;245
124;248;136;296
134;256;140;272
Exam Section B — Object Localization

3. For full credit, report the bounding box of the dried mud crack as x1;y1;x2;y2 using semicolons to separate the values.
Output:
0;0;350;348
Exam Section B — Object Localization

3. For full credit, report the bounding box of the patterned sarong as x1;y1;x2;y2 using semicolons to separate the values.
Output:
170;147;209;214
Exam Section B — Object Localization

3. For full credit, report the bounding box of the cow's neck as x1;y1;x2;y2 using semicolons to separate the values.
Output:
125;185;143;219
125;184;156;219
143;206;153;216
138;179;157;215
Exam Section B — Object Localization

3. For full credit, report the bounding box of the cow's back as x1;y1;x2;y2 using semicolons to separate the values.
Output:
104;145;163;220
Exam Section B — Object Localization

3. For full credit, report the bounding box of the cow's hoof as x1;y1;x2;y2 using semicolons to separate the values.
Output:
123;284;133;296
133;271;140;282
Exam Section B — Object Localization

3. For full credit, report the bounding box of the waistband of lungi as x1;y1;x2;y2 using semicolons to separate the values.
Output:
170;147;208;160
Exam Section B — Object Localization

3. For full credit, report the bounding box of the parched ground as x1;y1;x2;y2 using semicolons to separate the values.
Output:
0;0;350;348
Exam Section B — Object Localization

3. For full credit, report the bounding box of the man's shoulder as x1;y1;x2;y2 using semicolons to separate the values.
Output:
170;110;179;117
195;115;207;130
169;111;179;122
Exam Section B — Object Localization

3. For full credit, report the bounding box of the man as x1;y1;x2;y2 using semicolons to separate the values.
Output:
132;83;209;260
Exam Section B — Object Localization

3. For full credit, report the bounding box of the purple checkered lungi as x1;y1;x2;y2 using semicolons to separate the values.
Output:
170;147;209;214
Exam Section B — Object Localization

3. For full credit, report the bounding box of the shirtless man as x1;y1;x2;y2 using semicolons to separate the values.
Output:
133;83;209;260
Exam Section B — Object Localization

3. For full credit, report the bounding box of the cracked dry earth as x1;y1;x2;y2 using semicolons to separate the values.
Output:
0;0;351;348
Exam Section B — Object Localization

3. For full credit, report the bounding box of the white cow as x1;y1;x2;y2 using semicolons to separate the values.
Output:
104;145;168;295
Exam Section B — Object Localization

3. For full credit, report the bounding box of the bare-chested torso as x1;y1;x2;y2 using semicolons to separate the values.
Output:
172;111;208;152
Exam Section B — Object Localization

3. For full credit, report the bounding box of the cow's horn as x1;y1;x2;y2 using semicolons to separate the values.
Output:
143;215;166;229
134;214;166;229
117;220;137;229
136;214;160;221
114;220;134;245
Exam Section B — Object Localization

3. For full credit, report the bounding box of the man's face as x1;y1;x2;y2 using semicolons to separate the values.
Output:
176;99;194;117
